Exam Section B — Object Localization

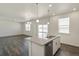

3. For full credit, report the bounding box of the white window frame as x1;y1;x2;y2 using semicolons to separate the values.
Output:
58;17;69;34
38;24;48;38
25;22;31;31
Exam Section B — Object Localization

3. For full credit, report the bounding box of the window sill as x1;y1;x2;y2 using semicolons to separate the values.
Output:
58;33;70;35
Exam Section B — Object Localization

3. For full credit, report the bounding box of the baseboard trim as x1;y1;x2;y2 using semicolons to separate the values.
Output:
0;34;32;38
61;42;79;48
0;34;26;38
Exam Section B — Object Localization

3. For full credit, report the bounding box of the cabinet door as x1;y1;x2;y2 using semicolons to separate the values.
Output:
56;37;60;49
53;39;57;55
53;37;60;55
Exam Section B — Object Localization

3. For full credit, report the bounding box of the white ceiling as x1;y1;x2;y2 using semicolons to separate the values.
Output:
0;3;79;22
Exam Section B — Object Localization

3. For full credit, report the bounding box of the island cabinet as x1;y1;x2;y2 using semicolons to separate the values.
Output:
53;36;60;55
26;36;60;56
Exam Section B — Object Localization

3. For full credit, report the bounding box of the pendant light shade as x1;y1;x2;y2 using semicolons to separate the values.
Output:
36;19;39;23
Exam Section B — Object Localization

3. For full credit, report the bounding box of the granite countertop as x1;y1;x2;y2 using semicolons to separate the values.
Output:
25;35;60;46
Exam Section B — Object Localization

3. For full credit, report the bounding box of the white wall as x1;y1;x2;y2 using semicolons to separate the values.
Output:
23;17;49;37
23;11;79;47
49;11;79;47
0;20;22;37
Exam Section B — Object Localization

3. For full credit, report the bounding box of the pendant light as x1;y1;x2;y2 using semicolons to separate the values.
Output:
47;4;53;24
36;19;39;23
47;9;50;25
36;3;39;23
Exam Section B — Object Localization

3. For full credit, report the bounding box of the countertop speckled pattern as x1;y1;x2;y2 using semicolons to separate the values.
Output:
25;35;60;45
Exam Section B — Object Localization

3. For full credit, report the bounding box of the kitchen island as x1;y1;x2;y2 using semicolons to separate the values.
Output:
25;35;60;56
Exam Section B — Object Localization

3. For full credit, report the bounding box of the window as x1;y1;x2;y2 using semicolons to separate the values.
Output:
38;24;48;38
59;17;69;33
25;22;31;31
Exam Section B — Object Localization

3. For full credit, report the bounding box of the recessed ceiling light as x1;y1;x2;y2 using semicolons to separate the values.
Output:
36;19;39;23
49;4;52;7
72;8;77;11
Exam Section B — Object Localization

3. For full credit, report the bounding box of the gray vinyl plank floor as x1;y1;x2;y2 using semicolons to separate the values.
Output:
55;44;79;56
0;35;29;56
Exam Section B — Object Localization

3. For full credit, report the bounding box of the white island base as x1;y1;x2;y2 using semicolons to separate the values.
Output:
25;35;60;56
